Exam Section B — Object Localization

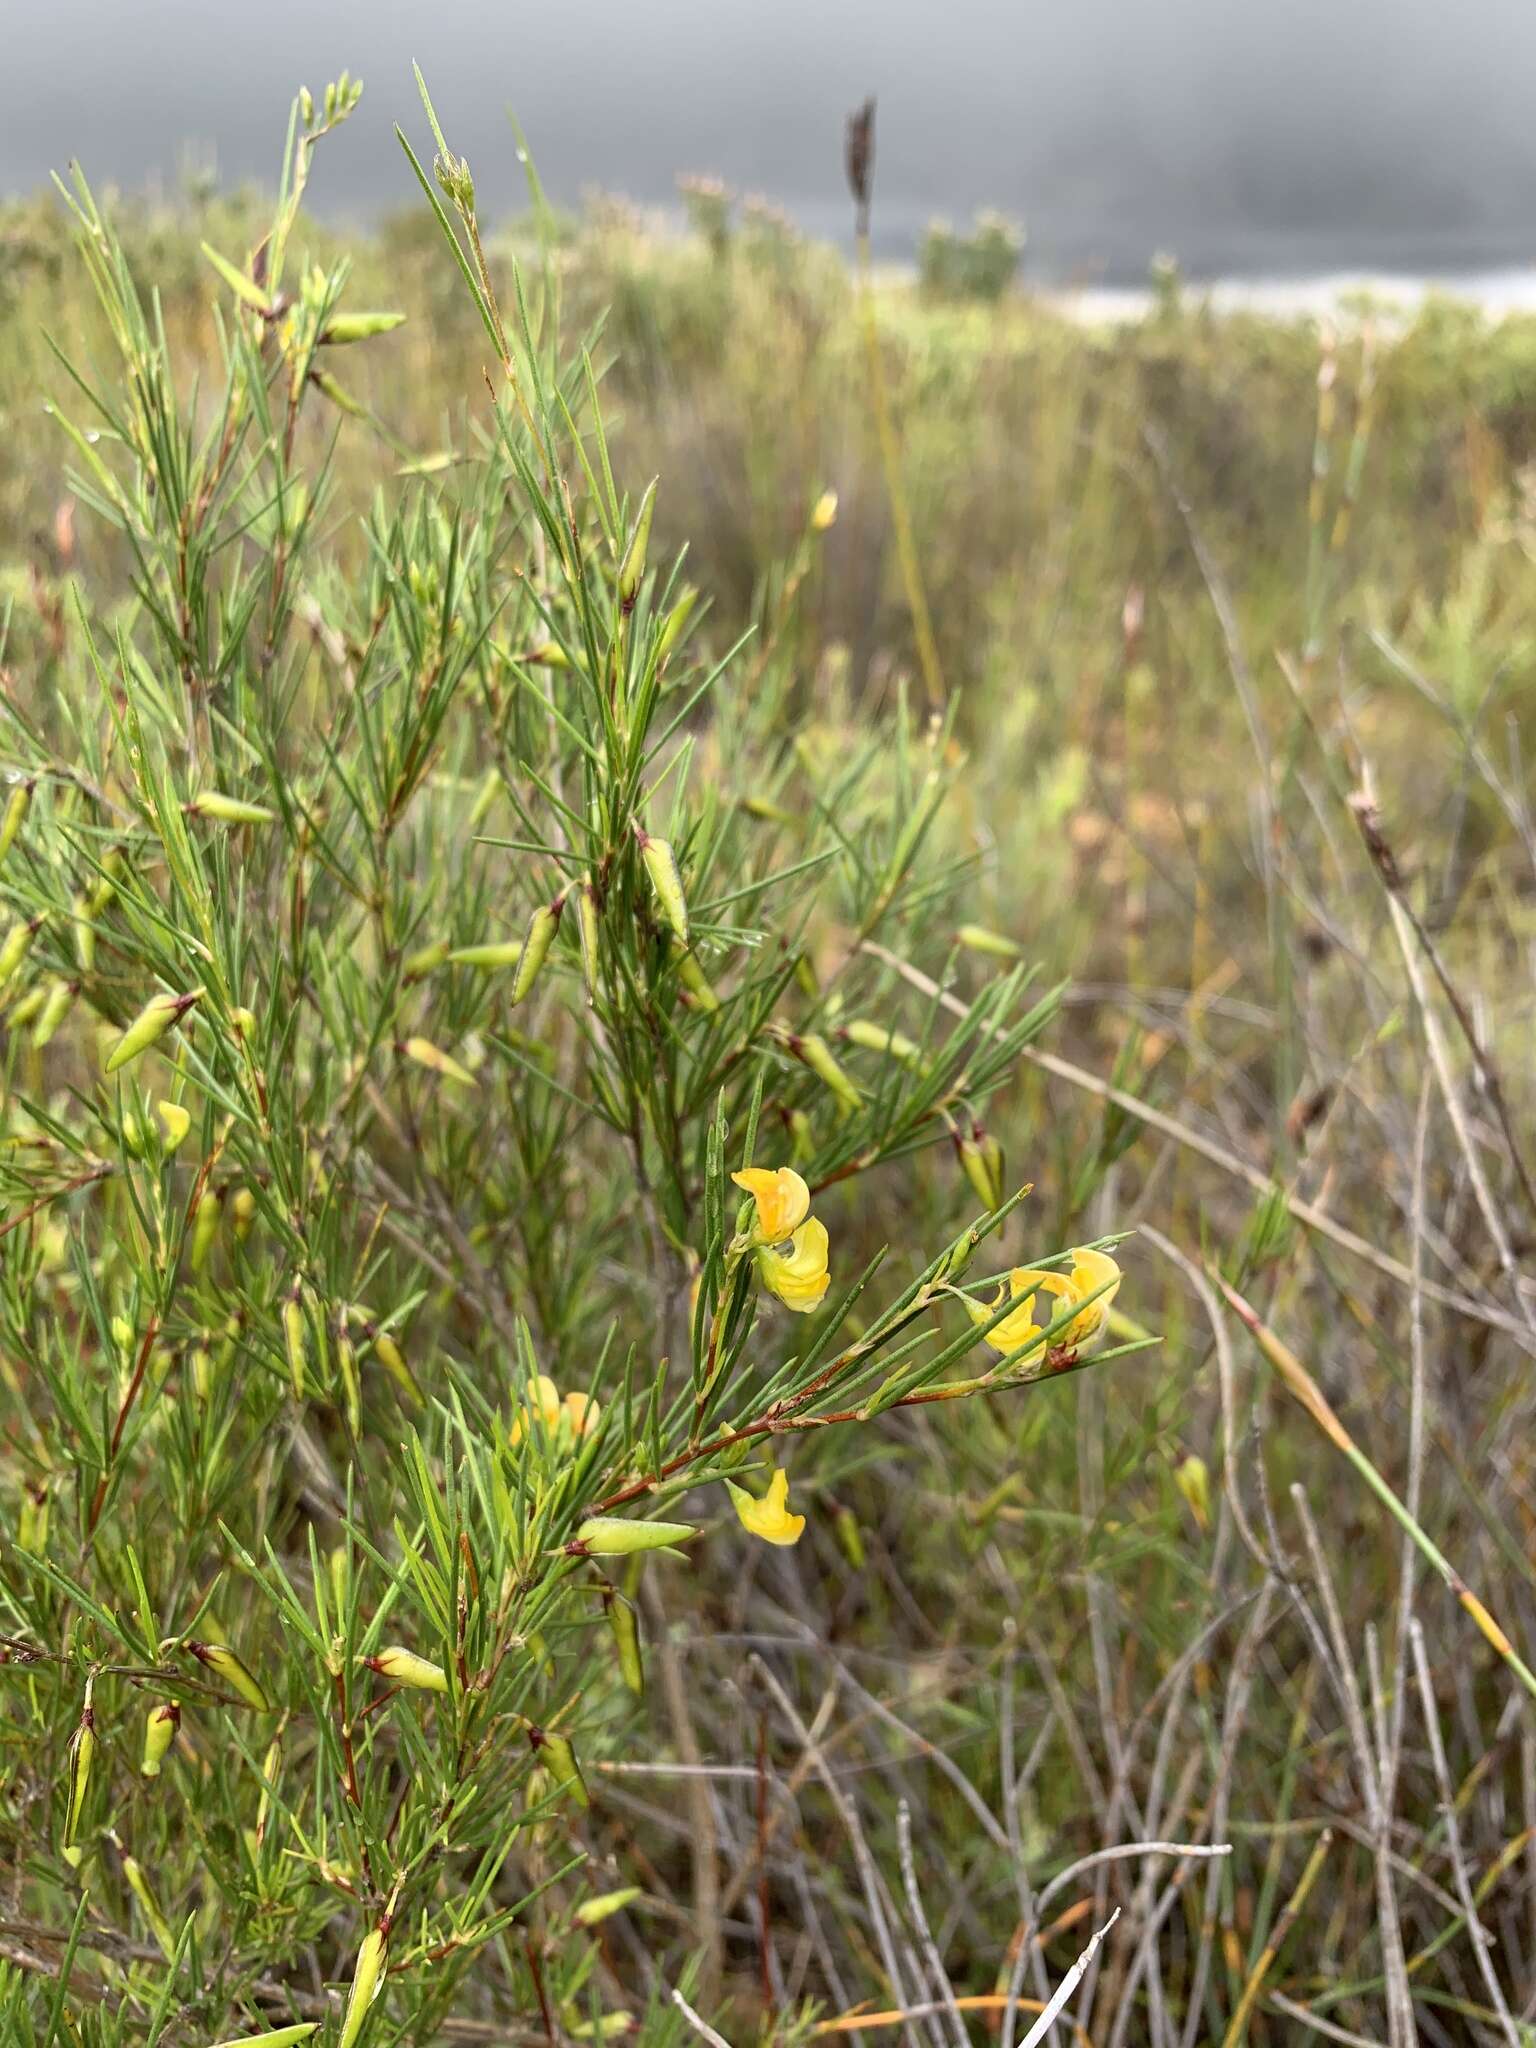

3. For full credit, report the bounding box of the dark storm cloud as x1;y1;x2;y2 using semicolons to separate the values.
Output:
5;0;1536;280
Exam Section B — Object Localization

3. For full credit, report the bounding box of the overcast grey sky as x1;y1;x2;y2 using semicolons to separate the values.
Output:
7;0;1536;280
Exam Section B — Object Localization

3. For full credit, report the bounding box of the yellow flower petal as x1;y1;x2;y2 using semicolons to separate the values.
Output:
562;1390;600;1438
966;1267;1071;1357
1064;1246;1121;1349
758;1216;830;1313
510;1371;563;1444
728;1468;805;1546
731;1165;811;1244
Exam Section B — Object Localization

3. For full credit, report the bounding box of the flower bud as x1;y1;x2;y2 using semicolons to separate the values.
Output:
231;1005;258;1039
186;791;275;825
635;828;688;946
363;1645;450;1693
187;1640;271;1711
156;1099;192;1153
810;489;838;532
511;895;563;1006
0;778;33;863
106;987;203;1072
337;1325;361;1434
571;1515;697;1557
230;1186;257;1241
617;479;658;610
1175;1453;1212;1533
141;1700;180;1777
74;898;96;973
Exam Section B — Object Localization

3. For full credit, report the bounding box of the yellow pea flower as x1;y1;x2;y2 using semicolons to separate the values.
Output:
1059;1246;1122;1348
965;1268;1067;1358
966;1247;1122;1358
726;1467;805;1546
731;1165;810;1244
758;1217;831;1313
511;1372;600;1444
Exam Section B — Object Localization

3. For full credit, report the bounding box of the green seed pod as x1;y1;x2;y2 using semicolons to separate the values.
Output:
370;1327;423;1407
956;1125;1005;1213
187;1640;271;1711
575;1886;643;1927
18;1479;48;1555
533;1728;590;1809
31;978;76;1050
467;767;501;829
86;847;124;917
73;897;96;974
5;984;46;1031
63;1686;96;1867
283;1288;308;1401
844;1018;922;1064
338;1920;389;2048
187;791;275;825
576;878;602;1004
0;915;42;986
337;1325;361;1434
604;1589;644;1696
401;1036;477;1087
208;2029;319;2048
447;940;524;969
363;1645;450;1693
141;1700;180;1777
230;1187;257;1241
106;987;203;1073
654;588;697;667
122;1851;176;1958
797;1032;862;1116
834;1506;867;1569
511;896;563;1006
402;937;450;982
189;1189;221;1273
674;944;720;1013
320;310;407;344
0;778;34;863
956;922;1022;959
635;828;688;946
189;1342;213;1401
573;1515;697;1557
617;478;658;610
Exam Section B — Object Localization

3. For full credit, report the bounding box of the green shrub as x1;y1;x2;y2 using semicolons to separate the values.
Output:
0;78;1134;2045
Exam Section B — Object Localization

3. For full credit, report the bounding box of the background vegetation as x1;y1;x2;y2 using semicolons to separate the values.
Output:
3;74;1536;2047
